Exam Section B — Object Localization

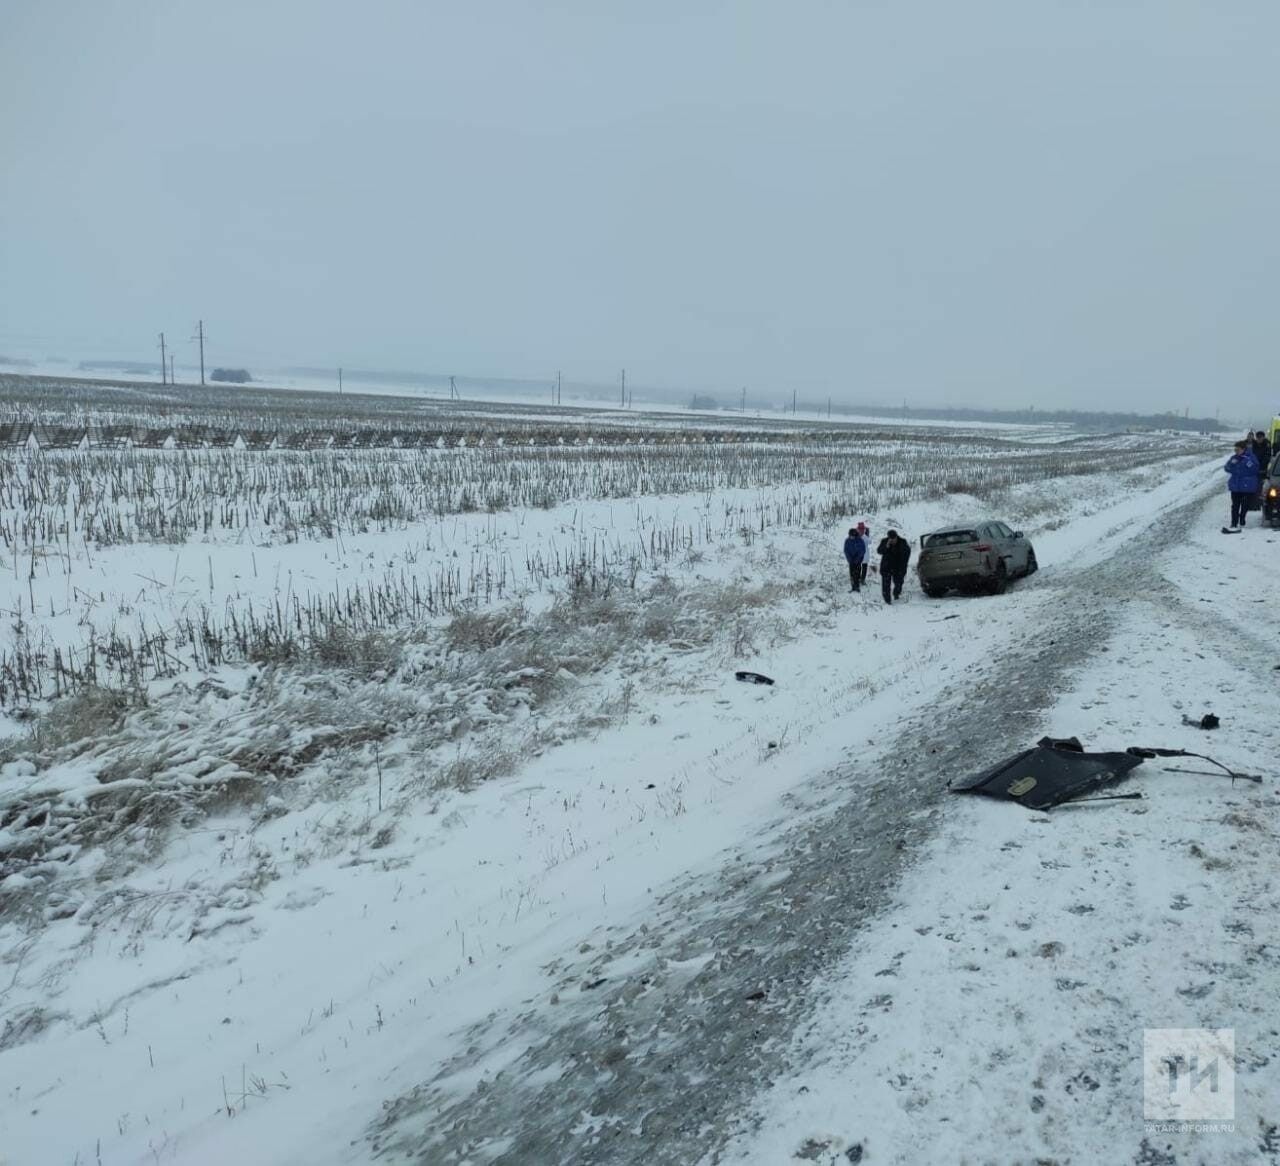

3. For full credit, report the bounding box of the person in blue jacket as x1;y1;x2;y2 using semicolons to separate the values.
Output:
1224;441;1261;530
843;526;867;591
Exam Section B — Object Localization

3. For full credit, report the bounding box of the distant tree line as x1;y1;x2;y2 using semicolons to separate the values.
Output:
211;368;253;384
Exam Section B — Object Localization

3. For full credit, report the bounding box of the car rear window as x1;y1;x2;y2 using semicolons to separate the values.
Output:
924;529;979;548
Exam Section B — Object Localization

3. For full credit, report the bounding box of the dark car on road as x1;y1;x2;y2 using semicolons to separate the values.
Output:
917;520;1037;597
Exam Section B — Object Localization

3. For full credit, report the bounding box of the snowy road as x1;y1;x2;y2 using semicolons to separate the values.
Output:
369;477;1247;1163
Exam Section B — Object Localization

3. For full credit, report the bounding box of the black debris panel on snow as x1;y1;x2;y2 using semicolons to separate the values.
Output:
950;736;1145;811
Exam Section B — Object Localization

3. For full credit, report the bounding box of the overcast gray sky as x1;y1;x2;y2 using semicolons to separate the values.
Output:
2;0;1277;415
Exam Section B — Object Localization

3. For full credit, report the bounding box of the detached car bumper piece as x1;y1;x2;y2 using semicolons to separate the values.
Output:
949;736;1144;810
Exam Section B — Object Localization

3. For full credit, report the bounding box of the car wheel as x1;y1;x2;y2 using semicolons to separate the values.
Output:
1024;548;1038;576
989;561;1008;595
922;582;944;599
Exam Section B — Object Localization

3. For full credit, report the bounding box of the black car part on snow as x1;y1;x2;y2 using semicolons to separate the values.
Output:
950;736;1143;810
951;736;1264;811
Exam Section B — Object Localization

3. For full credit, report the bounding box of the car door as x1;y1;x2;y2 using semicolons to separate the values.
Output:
974;524;996;573
991;524;1012;573
984;522;1008;573
996;522;1026;572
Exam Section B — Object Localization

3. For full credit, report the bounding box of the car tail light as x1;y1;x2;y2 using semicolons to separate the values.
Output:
973;543;992;553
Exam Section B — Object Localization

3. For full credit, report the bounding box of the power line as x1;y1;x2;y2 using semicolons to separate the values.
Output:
191;320;206;385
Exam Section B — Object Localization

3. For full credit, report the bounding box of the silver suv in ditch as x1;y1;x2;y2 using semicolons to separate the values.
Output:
916;521;1037;597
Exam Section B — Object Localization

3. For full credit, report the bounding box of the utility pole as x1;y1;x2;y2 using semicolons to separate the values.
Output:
192;320;206;385
169;354;175;384
158;332;167;385
338;367;343;395
621;368;626;408
449;375;458;401
827;396;832;419
741;387;746;413
792;388;797;414
557;370;562;405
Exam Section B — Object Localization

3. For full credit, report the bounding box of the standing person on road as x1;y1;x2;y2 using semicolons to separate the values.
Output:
1252;430;1272;478
857;522;873;587
1224;441;1261;530
877;529;912;604
843;527;867;592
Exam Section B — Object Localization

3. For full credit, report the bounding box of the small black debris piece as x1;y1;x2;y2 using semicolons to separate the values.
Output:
735;670;775;686
1181;713;1220;731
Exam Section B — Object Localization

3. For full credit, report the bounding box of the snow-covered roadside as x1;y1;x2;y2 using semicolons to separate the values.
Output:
0;438;1210;726
713;496;1280;1165
0;457;1224;1165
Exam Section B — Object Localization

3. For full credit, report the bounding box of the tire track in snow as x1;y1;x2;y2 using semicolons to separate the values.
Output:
368;488;1217;1165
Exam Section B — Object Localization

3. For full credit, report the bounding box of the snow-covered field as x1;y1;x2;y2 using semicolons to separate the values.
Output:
1;406;1266;1165
0;426;1160;712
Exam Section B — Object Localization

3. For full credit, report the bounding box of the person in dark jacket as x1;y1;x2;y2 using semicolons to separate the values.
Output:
877;529;911;604
1224;441;1261;529
843;527;867;591
1252;431;1272;477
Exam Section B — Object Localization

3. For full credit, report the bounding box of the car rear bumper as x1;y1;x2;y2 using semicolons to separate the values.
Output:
918;567;992;584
